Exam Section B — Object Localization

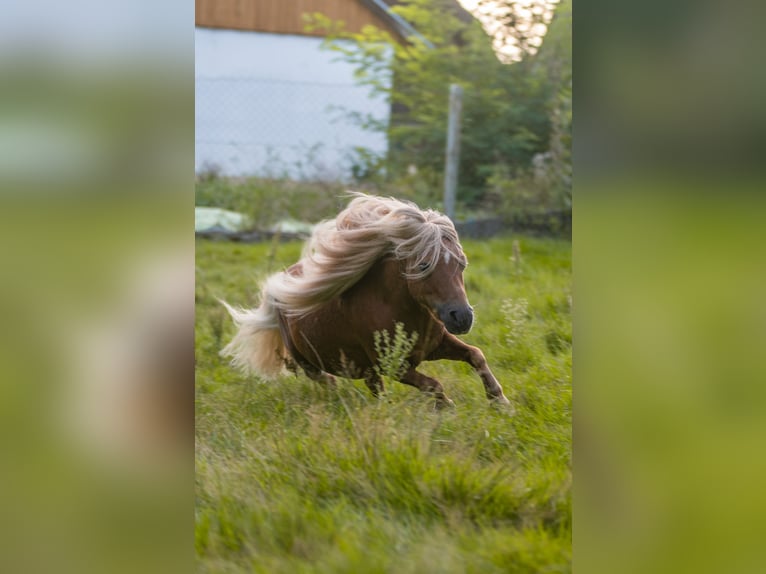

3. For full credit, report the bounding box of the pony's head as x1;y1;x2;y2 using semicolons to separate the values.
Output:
267;193;473;328
336;193;473;334
403;234;473;334
361;199;473;335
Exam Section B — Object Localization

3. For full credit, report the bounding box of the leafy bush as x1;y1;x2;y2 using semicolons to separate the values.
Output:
195;175;348;230
306;0;571;211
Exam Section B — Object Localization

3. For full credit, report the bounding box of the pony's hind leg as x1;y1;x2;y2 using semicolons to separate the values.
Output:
428;333;511;406
400;368;455;408
280;325;336;388
301;362;337;388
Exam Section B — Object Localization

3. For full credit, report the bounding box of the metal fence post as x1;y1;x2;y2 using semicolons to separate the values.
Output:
443;83;463;221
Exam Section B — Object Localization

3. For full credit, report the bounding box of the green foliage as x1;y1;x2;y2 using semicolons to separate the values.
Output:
196;234;571;571
196;173;453;230
373;322;419;382
195;176;349;230
502;297;529;347
486;160;569;220
305;0;571;210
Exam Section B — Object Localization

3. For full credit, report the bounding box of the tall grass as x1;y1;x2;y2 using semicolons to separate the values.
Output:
196;235;571;572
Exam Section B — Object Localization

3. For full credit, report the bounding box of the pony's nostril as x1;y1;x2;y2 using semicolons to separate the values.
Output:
440;306;472;333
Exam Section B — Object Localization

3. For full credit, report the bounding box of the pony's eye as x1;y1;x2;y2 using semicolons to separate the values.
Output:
418;262;431;271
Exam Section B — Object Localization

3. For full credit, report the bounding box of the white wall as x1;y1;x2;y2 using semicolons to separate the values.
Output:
195;27;391;180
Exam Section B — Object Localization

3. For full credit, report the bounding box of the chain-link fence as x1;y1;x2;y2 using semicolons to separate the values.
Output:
195;76;389;181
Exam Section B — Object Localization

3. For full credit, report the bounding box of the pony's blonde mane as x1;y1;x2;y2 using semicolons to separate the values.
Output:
264;193;467;317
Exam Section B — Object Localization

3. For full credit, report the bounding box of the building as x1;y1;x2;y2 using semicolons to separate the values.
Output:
195;0;427;180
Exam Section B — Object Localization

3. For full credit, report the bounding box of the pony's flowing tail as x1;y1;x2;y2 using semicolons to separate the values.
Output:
220;292;286;379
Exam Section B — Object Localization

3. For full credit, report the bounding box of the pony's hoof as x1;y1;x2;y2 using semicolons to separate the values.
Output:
490;395;514;413
436;397;456;410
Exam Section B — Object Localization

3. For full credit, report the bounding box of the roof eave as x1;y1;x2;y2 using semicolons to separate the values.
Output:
360;0;435;48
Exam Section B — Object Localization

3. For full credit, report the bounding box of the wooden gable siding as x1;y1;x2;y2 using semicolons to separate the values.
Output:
196;0;396;38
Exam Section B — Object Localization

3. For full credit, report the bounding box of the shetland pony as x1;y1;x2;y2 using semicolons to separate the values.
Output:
221;193;509;407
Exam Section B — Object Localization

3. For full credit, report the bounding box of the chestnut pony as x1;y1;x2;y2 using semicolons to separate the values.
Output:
222;193;509;407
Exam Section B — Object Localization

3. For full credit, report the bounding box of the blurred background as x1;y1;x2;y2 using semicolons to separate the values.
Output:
0;0;192;573
575;0;766;572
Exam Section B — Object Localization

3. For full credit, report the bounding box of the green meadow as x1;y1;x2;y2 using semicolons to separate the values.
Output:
195;234;571;573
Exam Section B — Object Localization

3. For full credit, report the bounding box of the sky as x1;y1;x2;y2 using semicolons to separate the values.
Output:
457;0;558;63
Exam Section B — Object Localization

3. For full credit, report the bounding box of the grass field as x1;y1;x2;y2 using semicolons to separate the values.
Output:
195;234;571;573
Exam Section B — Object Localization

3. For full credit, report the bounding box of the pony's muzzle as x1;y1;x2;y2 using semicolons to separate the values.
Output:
439;304;474;334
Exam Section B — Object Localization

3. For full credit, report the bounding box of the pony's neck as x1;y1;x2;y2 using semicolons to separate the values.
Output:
352;255;414;304
371;255;407;289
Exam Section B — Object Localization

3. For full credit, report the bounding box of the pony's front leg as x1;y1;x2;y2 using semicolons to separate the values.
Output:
429;333;511;406
363;370;385;397
400;368;455;408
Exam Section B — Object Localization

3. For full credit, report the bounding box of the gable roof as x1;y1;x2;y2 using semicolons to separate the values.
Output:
195;0;472;47
360;0;432;46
